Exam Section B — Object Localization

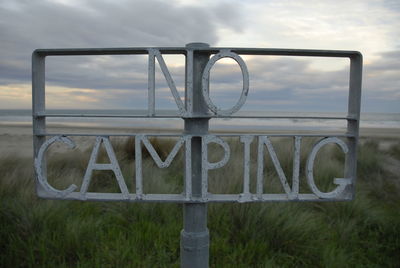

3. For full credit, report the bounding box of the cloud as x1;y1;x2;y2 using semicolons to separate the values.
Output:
0;0;398;113
361;50;400;112
205;49;399;113
218;1;400;61
45;55;149;90
0;84;31;108
15;48;400;112
205;55;350;112
0;0;244;85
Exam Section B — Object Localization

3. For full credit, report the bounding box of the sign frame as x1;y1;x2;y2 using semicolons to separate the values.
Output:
32;45;362;203
32;43;362;267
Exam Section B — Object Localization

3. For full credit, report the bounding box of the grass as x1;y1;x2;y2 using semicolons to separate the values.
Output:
1;136;399;267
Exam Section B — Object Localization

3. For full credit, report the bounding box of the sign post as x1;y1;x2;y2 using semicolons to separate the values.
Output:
181;42;211;268
32;44;362;267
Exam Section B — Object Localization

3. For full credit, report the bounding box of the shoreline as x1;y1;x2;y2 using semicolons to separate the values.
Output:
1;123;400;137
1;123;399;157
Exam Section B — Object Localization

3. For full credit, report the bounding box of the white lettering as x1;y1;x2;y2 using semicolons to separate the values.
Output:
135;135;189;197
201;135;231;198
34;136;77;198
256;136;301;199
148;49;187;116
80;137;129;200
34;134;352;201
306;137;351;198
201;51;249;116
239;135;253;201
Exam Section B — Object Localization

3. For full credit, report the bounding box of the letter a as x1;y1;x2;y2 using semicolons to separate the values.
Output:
80;136;129;200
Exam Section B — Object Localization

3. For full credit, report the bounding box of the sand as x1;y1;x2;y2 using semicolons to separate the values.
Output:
0;123;399;158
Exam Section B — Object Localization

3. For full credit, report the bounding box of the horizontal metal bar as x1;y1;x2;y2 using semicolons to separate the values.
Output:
207;194;352;202
42;192;351;202
33;47;361;58
36;113;182;118
33;47;187;56
34;132;354;138
35;132;183;137
219;48;361;58
208;115;356;120
202;133;353;137
34;113;356;121
66;192;187;202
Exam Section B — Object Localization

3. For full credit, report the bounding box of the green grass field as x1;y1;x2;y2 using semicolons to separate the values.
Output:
1;137;399;267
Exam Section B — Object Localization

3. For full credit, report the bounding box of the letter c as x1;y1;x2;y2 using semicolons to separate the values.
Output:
34;136;78;198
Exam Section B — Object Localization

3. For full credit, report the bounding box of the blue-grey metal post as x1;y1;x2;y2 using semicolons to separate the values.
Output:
181;42;210;268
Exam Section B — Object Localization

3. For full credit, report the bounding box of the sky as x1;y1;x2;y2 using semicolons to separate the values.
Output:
0;0;399;113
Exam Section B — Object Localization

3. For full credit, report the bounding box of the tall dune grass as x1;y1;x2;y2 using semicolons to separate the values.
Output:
0;137;399;267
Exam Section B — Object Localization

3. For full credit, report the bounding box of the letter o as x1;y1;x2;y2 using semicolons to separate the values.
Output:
202;51;249;115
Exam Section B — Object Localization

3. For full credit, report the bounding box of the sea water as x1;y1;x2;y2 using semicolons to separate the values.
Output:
1;109;399;132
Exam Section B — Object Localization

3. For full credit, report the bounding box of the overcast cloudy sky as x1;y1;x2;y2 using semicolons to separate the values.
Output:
0;0;399;113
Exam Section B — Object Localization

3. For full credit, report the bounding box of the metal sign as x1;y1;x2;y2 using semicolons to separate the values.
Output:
32;43;362;267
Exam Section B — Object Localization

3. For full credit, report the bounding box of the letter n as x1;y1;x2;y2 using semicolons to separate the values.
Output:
257;136;301;199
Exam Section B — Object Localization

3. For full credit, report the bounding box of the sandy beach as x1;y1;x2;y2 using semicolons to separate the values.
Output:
1;123;399;158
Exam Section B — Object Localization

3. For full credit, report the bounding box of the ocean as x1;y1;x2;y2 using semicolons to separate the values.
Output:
0;109;399;132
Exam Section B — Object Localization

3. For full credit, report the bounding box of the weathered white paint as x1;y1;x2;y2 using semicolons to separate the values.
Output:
80;136;129;200
306;137;351;198
201;135;231;199
256;136;300;200
34;134;353;202
32;46;362;203
153;49;187;116
34;136;77;198
201;50;249;116
33;45;362;268
239;135;253;202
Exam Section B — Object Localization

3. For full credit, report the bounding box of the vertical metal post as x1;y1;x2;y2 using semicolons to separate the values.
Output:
32;51;47;195
345;53;362;196
181;42;210;268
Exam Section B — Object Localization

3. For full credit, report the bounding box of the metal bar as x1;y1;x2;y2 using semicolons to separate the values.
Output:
148;49;156;116
184;137;192;200
207;193;352;202
185;49;194;115
33;48;187;56
292;136;301;198
32;51;47;197
240;136;253;197
36;192;352;203
344;53;363;198
32;52;46;136
37;114;181;118
219;48;360;58
33;47;360;58
135;135;143;196
211;115;356;120
39;133;355;138
181;42;210;268
37;113;355;120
